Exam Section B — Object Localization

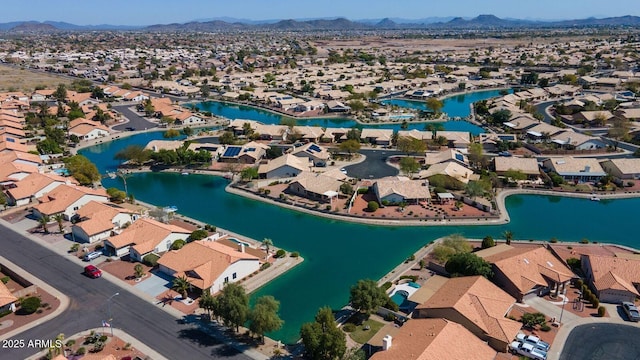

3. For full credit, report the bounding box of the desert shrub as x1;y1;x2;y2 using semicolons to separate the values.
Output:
260;262;271;270
575;279;584;288
171;239;186;250
275;249;286;258
0;276;9;284
399;275;418;282
598;306;606;317
367;201;379;212
580;238;590;244
342;323;356;332
142;253;160;267
357;187;369;194
540;323;551;332
521;312;546;328
566;257;581;270
190;229;208;241
381;282;393;291
384;313;396;321
290;251;300;258
19;296;41;314
76;347;86;355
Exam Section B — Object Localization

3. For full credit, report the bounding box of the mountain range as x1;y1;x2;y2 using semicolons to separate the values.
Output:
2;15;640;32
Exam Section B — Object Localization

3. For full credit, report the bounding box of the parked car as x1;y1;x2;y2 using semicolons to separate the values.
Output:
84;265;102;278
516;333;551;352
498;151;513;157
510;341;547;360
340;168;347;174
83;251;102;262
622;302;640;322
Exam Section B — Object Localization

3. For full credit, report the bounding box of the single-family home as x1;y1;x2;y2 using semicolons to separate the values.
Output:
413;276;521;352
0;281;17;313
68;118;110;141
326;100;351;113
71;201;139;243
424;149;469;166
493;157;540;180
476;245;575;302
286;171;343;202
158;240;260;295
368;318;497;360
600;158;640;180
581;254;640;303
6;172;76;206
291;126;325;143
258;154;310;179
292;143;330;166
542;157;606;183
434;131;471;148
219;142;268;164
550;131;606;150
361;128;393;146
33;184;109;220
478;133;517;152
417;161;477;184
572;110;616;126
104;218;191;260
373;177;431;204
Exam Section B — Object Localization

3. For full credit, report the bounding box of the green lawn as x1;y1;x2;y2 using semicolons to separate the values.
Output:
348;319;385;344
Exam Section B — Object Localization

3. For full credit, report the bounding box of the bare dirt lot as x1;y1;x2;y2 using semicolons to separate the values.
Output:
0;65;72;92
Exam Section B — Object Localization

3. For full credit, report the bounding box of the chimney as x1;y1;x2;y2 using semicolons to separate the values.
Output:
585;165;591;172
382;335;392;350
239;243;245;253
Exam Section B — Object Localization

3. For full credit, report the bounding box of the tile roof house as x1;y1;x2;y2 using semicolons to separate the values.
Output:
68;118;110;141
542;157;606;183
433;131;471;148
416;161;477;184
258;154;310;179
0;281;18;313
219;142;268;164
424;149;469;166
373;176;431;204
550;130;606;150
600;158;640;180
413;276;521;352
33;184;109;220
291;142;330;166
369;318;497;360
6;172;77;207
71;201;140;244
286;171;343;202
158;240;260;294
104;218;191;260
0;161;39;187
361;128;394;146
493;157;540;178
581;254;640;303
477;245;575;301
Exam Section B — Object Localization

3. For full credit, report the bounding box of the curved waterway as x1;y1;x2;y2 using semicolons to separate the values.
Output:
192;89;510;136
81;132;638;343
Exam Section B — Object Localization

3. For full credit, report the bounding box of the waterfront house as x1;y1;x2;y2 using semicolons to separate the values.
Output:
477;245;575;302
71;201;139;244
104;218;191;260
291;126;325;143
550;131;606;150
600;158;640;180
286;171;343;202
434;131;471;148
493;157;540;180
360;128;393;146
542;157;606;183
478;133;517;152
258;154;309;179
158;240;260;295
503;115;540;133
413;276;521;352
33;184;109;221
581;254;640;303
373;177;431;204
219;142;268;164
6;172;77;206
417;161;477;184
323;127;349;143
398;130;431;142
68;118;110;141
291;142;330;166
0;281;17;314
368;318;497;360
326;100;351;113
424;149;469;166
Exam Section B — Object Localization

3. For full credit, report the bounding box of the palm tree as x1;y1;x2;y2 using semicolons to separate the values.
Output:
134;264;145;279
53;214;64;233
39;215;51;234
262;238;273;257
172;276;190;299
503;230;513;245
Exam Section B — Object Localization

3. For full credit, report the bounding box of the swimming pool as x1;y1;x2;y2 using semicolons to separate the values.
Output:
228;237;251;248
53;168;70;176
388;114;415;120
390;282;422;307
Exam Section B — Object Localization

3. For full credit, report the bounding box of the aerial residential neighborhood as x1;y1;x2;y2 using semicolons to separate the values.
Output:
0;1;640;360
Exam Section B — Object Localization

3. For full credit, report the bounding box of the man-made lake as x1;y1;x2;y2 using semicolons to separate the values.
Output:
81;131;638;343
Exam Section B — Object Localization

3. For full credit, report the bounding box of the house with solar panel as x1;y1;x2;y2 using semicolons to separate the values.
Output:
292;143;330;167
424;149;469;167
219;142;268;164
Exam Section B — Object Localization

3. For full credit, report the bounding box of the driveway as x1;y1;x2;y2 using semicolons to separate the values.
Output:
343;149;400;179
524;295;580;324
112;105;158;131
560;323;640;360
134;270;173;297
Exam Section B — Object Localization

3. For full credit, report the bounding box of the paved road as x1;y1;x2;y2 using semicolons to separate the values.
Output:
343;149;400;179
112;105;158;131
560;323;640;360
533;100;557;124
0;224;251;360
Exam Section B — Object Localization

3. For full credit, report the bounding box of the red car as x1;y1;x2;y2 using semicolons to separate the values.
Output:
84;265;102;278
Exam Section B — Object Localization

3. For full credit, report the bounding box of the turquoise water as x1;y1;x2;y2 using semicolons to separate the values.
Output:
391;292;409;306
192;90;503;135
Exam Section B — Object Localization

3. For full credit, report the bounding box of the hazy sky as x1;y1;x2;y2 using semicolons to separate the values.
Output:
3;0;639;25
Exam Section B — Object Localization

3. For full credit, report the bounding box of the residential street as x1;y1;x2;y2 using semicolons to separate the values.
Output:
111;105;158;131
0;222;252;360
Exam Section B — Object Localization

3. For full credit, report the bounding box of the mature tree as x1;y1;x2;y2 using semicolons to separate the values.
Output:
199;290;219;320
114;145;151;166
346;128;361;141
54;84;67;102
349;279;388;315
219;131;236;145
200;84;210;97
37;215;50;234
397;137;426;155
240;167;259;181
164;129;180;139
489;109;512;124
425;97;444;114
182;126;194;137
143;98;155;116
432;234;472;263
399;157;420;178
106;187;127;203
339;139;361;156
465;181;485;200
265;146;283;159
608;118;630;151
0;192;7;210
217;282;250;332
37;138;63;155
468;143;486;169
339;183;354;195
445;252;493;278
249;295;284;343
300;307;346;360
171;276;190;299
504;169;527;183
503;230;513;245
347;100;365;113
262;238;273;256
481;235;495;249
64;155;101;185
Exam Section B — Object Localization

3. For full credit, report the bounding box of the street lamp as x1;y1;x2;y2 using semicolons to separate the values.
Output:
107;292;119;337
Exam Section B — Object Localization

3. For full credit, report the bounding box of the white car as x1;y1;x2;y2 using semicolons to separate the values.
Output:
516;333;551;352
510;341;547;360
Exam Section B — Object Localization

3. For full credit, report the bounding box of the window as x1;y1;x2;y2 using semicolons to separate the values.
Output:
232;273;237;280
224;277;229;283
